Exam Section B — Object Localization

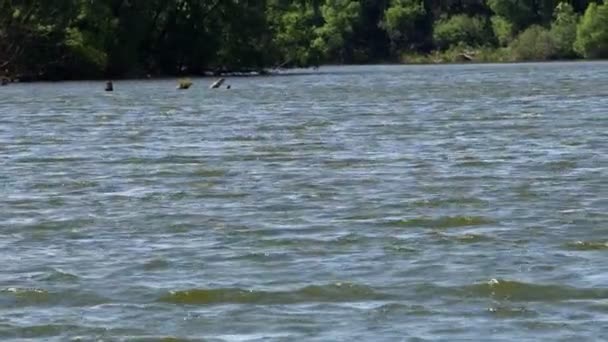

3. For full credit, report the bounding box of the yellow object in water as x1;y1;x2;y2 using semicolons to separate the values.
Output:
178;78;193;90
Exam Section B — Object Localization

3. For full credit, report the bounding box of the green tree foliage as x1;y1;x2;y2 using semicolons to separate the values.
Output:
487;0;556;30
0;0;606;80
491;16;515;46
550;2;580;58
0;0;77;78
269;2;322;67
381;0;426;50
574;2;608;58
487;0;535;30
312;0;361;62
433;15;491;50
510;25;557;61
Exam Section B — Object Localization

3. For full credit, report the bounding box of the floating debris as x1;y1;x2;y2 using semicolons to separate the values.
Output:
210;78;225;89
178;78;193;90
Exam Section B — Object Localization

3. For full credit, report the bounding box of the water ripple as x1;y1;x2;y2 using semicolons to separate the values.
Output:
1;63;607;340
160;283;392;305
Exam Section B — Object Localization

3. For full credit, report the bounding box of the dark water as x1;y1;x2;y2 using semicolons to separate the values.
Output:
1;63;607;341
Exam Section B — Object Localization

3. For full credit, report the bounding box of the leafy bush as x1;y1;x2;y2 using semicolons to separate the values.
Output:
574;2;608;58
433;15;492;50
509;25;557;61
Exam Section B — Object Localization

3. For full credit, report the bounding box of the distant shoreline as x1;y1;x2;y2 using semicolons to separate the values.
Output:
2;59;606;84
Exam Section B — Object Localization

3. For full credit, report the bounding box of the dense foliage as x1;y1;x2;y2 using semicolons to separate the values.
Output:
1;0;607;80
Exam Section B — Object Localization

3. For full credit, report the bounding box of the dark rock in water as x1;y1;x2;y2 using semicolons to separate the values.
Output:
105;81;113;91
1;77;9;86
226;85;231;89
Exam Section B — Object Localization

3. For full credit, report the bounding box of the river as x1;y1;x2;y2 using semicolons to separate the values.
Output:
1;62;607;341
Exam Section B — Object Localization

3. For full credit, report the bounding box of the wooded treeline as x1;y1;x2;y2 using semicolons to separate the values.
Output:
1;0;608;80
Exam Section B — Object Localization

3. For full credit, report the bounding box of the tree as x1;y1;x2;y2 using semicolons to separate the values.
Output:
269;2;322;67
212;1;274;72
380;0;426;51
574;2;608;58
491;16;515;46
351;0;391;62
0;0;606;80
487;0;535;30
0;0;77;78
433;14;492;50
550;2;580;58
312;0;361;62
487;0;557;31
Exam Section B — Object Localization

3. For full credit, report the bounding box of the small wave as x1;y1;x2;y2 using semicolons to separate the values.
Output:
454;160;494;168
448;233;493;244
223;134;269;142
457;279;608;302
371;303;433;316
14;156;88;164
105;155;204;165
16;218;95;232
412;197;488;208
564;241;608;251
487;305;539;318
256;234;367;249
384;244;418;254
142;259;170;271
159;282;391;305
385;216;495;229
115;337;191;342
0;324;71;339
1;287;107;307
541;160;578;172
227;252;293;262
0;324;146;340
1;288;49;306
36;269;79;283
322;158;377;169
193;168;227;177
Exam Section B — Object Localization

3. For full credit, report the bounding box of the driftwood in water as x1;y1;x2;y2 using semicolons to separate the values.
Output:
210;78;225;89
458;53;475;62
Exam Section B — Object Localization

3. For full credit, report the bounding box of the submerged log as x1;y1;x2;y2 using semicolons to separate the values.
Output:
210;78;225;89
457;53;475;62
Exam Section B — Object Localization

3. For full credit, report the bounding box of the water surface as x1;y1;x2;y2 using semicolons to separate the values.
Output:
1;63;607;341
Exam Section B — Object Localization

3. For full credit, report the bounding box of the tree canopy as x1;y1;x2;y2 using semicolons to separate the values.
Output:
1;0;607;80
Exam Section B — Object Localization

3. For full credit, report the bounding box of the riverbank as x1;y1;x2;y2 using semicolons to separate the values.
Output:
0;68;272;84
2;56;604;85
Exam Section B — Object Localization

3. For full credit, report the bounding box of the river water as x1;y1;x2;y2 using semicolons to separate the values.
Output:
1;63;607;341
